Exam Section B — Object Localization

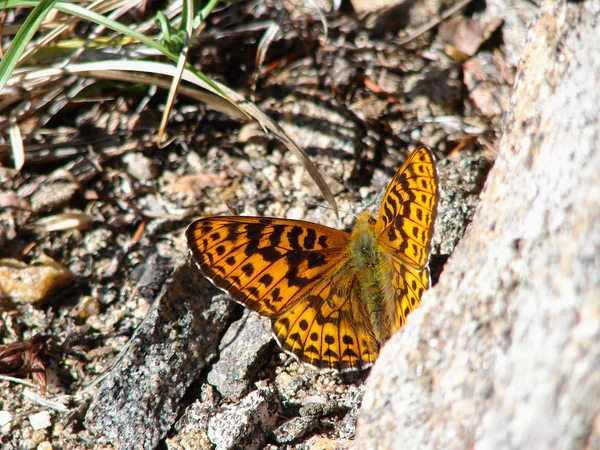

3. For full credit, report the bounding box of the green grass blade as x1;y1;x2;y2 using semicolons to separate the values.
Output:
0;0;58;91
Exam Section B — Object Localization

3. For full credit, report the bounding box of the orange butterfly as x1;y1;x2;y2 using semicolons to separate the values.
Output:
186;146;439;371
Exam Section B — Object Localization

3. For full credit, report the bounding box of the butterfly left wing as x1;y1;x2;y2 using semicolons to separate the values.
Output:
186;216;350;316
374;147;439;339
389;259;430;331
273;267;379;372
375;146;439;270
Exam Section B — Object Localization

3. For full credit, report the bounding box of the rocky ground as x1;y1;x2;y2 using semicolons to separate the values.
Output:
0;0;549;448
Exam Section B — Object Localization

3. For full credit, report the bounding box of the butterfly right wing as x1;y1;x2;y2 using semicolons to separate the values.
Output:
273;267;379;372
186;216;350;316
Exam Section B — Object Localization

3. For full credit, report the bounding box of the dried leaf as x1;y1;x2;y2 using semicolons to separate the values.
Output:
164;172;230;197
439;16;503;60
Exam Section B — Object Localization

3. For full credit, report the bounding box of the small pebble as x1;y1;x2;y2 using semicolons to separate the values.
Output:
30;182;78;213
0;256;74;304
123;152;158;181
29;411;52;430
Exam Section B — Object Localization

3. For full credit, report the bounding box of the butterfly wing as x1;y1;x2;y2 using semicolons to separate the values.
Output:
375;146;439;337
376;146;439;270
186;216;380;371
273;269;379;372
390;259;431;330
186;216;350;316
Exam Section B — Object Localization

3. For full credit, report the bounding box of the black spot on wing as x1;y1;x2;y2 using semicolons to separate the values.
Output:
304;228;317;249
318;235;329;248
342;348;358;358
323;349;339;358
305;345;319;355
286;226;304;251
306;253;328;269
259;274;274;287
241;263;254;277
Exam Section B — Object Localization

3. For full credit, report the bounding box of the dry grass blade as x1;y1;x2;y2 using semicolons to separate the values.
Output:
10;60;340;218
252;21;281;94
156;0;195;147
22;389;70;413
34;212;95;232
157;37;190;147
8;119;24;173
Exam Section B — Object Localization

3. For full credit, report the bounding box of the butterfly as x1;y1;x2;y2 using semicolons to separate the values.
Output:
186;146;439;372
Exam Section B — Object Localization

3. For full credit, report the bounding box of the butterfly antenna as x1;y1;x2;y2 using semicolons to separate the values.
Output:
305;201;358;227
218;196;237;215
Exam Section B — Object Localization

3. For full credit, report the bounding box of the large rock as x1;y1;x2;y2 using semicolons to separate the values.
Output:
84;262;234;449
356;2;600;449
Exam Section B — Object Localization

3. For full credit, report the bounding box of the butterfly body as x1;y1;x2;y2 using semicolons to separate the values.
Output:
346;211;398;344
187;146;439;371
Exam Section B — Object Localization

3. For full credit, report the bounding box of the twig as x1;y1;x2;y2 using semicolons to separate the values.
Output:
0;375;38;389
22;389;70;413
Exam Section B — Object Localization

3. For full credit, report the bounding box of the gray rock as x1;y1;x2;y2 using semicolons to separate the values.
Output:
166;387;217;450
299;399;341;418
29;181;77;213
273;416;317;444
207;384;281;450
83;227;113;254
337;407;359;440
482;0;538;66
207;309;274;399
130;254;172;302
356;3;600;449
435;150;493;255
84;260;235;449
